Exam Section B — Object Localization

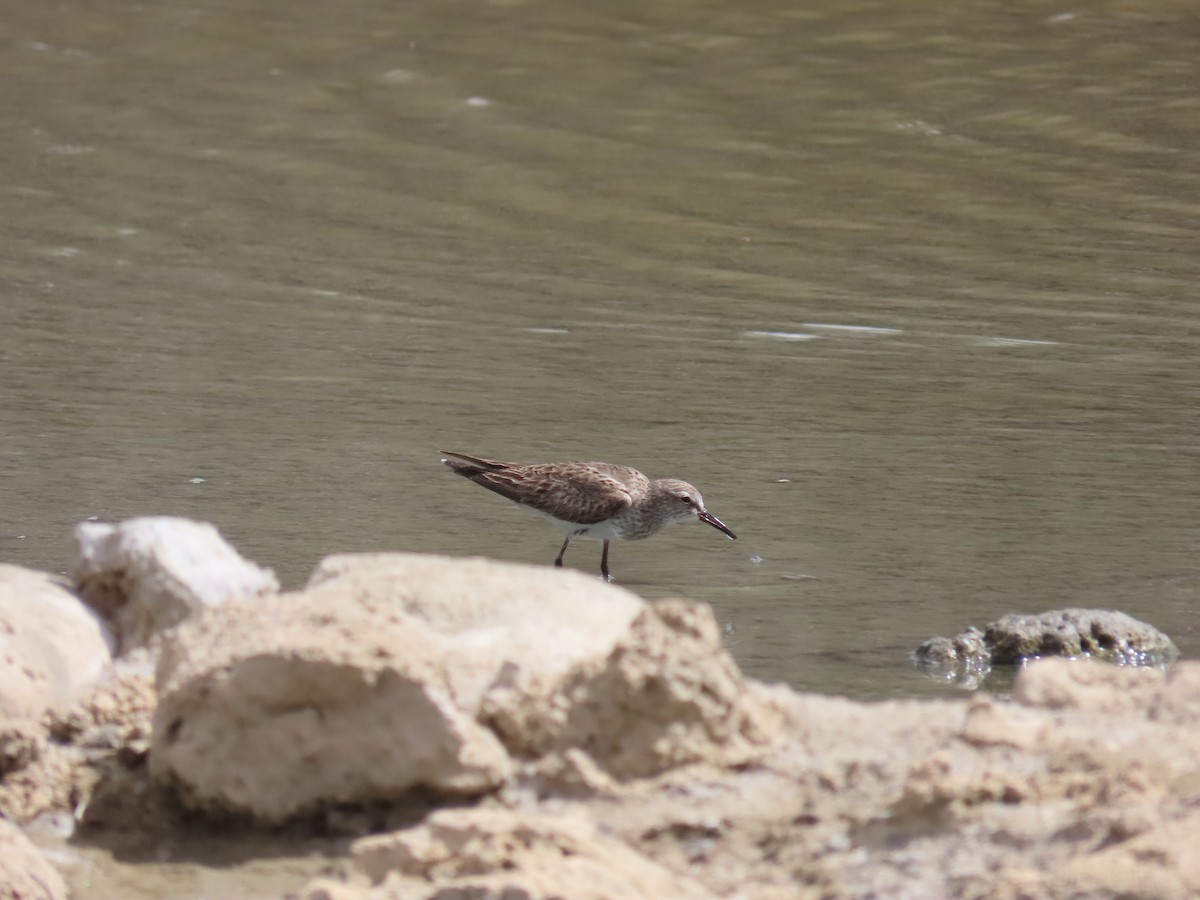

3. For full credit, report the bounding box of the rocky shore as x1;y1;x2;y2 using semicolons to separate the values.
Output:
2;518;1197;899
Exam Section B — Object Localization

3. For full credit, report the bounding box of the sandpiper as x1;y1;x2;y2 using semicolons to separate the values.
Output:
440;450;737;580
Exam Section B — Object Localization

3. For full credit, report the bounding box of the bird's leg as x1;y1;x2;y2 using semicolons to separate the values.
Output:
600;540;612;582
554;534;572;568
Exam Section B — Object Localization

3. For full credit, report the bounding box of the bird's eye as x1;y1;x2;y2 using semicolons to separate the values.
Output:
678;495;692;505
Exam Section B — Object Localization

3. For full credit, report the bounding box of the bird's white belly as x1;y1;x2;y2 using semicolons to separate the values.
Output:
539;512;627;541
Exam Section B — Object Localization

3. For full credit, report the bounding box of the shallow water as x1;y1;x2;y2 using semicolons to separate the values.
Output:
7;0;1200;896
3;0;1198;713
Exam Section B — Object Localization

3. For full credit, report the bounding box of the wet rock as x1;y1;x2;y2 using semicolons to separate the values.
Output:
914;608;1176;687
318;807;719;900
71;517;278;653
0;565;113;719
0;717;44;776
985;608;1177;664
911;625;991;688
0;818;67;900
482;599;786;781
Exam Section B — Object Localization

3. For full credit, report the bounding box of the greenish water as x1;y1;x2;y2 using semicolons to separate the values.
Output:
7;0;1200;896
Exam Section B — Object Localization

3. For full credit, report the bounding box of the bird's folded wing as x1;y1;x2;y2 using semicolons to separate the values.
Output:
472;464;633;525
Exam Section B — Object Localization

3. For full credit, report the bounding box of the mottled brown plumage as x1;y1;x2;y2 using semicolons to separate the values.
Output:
440;450;736;580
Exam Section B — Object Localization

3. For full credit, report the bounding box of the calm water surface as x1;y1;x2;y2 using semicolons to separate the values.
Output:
6;0;1200;896
2;0;1198;708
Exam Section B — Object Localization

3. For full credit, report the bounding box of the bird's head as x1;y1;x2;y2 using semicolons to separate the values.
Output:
656;479;737;539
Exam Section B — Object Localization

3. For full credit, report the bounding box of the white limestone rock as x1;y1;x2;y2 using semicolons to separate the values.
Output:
0;565;112;719
71;517;278;652
306;552;646;714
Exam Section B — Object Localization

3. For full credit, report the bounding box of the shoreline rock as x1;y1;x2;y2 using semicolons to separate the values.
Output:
149;584;514;823
0;517;1197;899
0;817;67;900
72;517;278;654
0;566;113;721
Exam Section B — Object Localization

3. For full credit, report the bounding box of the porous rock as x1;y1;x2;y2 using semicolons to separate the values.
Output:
0;735;77;824
883;664;1200;898
150;582;515;823
911;625;991;688
1012;656;1166;713
0;564;112;719
71;516;278;652
0;817;68;900
48;659;157;749
0;716;44;777
0;663;158;824
914;608;1177;688
306;552;645;715
326;807;719;900
1152;662;1200;724
985;608;1176;664
483;598;785;780
1036;810;1200;898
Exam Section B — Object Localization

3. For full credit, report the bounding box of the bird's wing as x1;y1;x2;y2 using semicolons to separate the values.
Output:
469;463;635;525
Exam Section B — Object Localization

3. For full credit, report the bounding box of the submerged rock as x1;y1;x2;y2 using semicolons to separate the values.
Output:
911;625;991;688
914;608;1177;688
985;608;1177;665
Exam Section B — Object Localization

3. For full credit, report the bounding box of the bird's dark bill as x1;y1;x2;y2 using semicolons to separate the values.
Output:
698;511;736;540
